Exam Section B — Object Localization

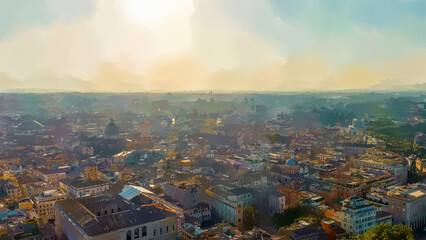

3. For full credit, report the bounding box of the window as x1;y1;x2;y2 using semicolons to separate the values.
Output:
126;230;132;240
154;229;156;236
166;226;169;233
173;224;175;232
142;226;147;236
134;228;139;239
160;228;163;235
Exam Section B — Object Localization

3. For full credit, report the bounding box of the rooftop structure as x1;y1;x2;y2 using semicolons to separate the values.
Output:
55;194;178;239
119;185;154;201
59;178;110;198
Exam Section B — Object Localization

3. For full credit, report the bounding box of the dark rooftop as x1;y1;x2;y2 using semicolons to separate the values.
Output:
376;211;392;219
56;195;177;236
228;187;251;196
38;167;65;175
60;178;109;189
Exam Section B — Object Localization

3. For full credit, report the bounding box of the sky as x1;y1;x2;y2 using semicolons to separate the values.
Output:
0;0;425;92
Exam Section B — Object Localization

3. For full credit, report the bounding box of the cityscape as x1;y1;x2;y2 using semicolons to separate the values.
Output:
1;1;426;240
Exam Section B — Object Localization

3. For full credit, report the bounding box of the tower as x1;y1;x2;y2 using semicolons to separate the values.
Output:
236;203;243;232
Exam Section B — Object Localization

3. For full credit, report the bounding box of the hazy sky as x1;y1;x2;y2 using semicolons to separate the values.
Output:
0;0;425;92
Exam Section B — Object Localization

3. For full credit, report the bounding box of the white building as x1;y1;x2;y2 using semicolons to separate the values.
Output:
59;178;110;198
342;196;377;235
269;191;285;215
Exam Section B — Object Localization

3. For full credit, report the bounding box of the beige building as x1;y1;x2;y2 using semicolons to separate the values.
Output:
34;190;66;223
84;165;98;181
112;150;136;164
0;180;21;199
386;184;426;229
60;178;110;198
354;157;409;184
35;168;67;183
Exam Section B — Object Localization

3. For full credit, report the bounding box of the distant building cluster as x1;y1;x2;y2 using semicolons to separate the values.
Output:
0;93;425;239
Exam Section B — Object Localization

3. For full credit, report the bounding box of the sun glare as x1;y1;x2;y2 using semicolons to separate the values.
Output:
123;0;185;26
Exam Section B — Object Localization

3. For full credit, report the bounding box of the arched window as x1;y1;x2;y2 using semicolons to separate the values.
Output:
126;230;132;240
142;226;147;236
134;228;140;239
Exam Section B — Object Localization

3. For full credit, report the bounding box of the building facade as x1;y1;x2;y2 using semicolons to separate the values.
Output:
55;195;179;240
201;186;252;225
342;197;377;235
34;190;66;223
386;184;426;229
269;191;285;215
59;179;110;198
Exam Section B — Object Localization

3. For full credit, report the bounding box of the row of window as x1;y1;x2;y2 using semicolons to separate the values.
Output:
38;203;54;208
126;224;175;240
97;207;121;216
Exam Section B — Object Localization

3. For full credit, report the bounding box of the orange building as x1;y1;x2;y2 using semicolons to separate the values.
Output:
321;219;346;240
280;182;301;209
84;166;98;181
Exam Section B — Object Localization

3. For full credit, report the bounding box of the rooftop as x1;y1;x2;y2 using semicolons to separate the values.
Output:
37;167;65;175
376;211;392;219
228;187;251;196
60;178;109;189
387;184;426;200
34;190;65;200
56;195;177;237
119;185;154;201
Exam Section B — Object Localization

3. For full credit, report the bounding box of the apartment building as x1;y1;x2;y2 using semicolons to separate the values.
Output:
386;184;426;229
34;190;66;223
342;196;377;235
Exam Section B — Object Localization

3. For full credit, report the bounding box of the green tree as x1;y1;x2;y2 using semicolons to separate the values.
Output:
343;224;414;240
266;133;283;144
243;204;259;231
272;205;320;228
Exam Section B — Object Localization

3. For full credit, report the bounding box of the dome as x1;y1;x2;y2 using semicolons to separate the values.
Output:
286;154;298;167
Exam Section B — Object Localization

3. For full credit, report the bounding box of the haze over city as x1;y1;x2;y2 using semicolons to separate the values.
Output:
1;0;426;92
1;1;426;240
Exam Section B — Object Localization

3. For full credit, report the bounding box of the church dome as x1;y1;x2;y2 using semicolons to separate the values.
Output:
286;154;298;167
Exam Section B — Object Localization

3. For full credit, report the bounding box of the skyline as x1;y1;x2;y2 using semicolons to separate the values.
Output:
1;0;426;92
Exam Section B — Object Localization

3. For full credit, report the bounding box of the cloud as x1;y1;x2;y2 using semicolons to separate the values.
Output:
0;0;95;38
0;72;22;89
145;57;204;91
91;61;145;92
0;0;425;92
0;70;96;92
